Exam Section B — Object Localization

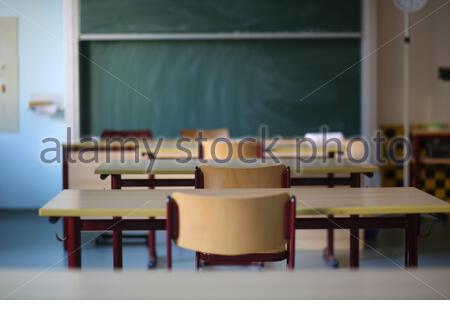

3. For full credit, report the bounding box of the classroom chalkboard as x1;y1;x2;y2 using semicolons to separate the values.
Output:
80;0;361;34
79;0;362;137
80;39;361;137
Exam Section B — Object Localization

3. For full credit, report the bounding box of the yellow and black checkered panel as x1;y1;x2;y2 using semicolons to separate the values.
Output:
380;125;450;202
381;164;404;188
380;124;427;164
421;165;450;200
381;164;450;200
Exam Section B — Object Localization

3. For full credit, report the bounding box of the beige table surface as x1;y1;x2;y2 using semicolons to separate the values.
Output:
64;139;200;159
63;138;351;158
135;138;348;158
94;158;378;176
1;268;449;299
39;187;450;218
411;128;450;136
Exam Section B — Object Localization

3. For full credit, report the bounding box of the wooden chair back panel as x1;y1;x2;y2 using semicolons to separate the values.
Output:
200;164;287;188
100;129;152;139
172;192;290;255
202;139;259;160
181;128;230;140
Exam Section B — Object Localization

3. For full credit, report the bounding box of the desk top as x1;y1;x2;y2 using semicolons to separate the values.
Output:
138;139;348;158
65;139;308;149
411;129;450;137
64;138;353;158
39;187;450;218
94;158;378;176
2;269;449;299
64;139;199;158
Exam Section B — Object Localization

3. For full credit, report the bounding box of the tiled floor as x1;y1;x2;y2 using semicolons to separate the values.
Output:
0;210;449;270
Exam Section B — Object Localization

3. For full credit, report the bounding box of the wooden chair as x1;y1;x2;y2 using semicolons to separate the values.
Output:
166;192;296;270
180;128;230;140
195;164;291;189
193;164;291;268
201;139;261;160
100;129;156;268
100;129;152;139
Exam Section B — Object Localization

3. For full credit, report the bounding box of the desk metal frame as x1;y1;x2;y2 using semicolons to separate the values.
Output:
62;142;376;269
100;170;374;269
62;144;138;251
65;214;419;269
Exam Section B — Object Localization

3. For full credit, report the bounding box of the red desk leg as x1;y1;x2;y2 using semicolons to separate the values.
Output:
323;174;339;268
110;175;124;269
406;214;419;267
350;173;361;268
111;174;122;189
350;173;361;188
63;217;68;251
67;217;81;268
147;174;157;269
113;217;123;269
147;217;157;268
62;146;69;251
404;214;409;266
350;214;360;269
323;219;339;268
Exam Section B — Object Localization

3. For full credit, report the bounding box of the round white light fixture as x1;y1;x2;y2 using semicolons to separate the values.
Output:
394;0;427;12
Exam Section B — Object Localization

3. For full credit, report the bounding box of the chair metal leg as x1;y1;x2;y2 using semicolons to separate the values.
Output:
323;225;339;268
147;227;157;269
195;252;201;271
63;217;68;251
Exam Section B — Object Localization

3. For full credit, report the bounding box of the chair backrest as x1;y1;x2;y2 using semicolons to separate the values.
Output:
170;192;291;255
196;164;290;188
100;129;152;139
201;139;260;160
180;128;230;140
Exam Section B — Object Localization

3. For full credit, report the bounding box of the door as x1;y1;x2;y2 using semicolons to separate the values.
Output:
0;17;19;132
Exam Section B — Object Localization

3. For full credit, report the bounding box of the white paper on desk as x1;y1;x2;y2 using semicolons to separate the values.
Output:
304;132;344;146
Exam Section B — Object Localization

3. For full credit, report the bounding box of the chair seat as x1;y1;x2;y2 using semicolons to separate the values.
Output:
197;251;288;265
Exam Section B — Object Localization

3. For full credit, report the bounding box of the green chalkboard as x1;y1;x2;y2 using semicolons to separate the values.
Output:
80;0;361;34
80;39;361;137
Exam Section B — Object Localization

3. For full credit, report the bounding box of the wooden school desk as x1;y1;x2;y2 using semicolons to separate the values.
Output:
63;138;351;190
62;138;367;265
65;138;342;163
39;187;450;269
61;140;197;242
135;138;352;159
64;136;357;165
255;138;350;159
95;158;377;267
94;158;378;188
63;138;358;189
2;268;449;299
